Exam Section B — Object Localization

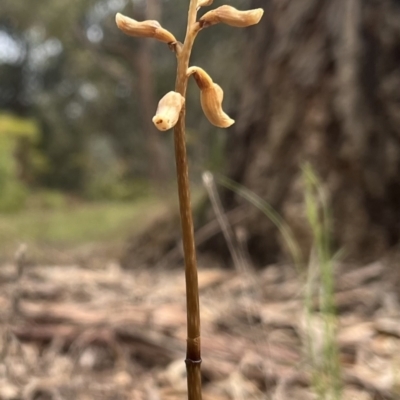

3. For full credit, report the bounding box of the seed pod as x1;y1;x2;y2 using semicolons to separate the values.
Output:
200;5;264;28
152;91;185;131
187;67;234;128
115;13;176;44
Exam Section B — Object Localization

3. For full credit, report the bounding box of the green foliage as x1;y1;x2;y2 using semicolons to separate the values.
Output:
0;196;162;247
84;135;152;201
85;176;151;201
0;178;28;213
302;163;342;400
27;190;68;210
217;169;342;399
0;113;41;212
1;0;250;195
0;113;39;139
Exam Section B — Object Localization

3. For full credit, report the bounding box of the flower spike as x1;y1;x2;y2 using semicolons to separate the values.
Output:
200;6;264;28
187;67;234;128
152;91;185;131
116;13;177;44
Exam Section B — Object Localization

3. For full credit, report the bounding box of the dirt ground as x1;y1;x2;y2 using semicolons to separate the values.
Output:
0;244;399;400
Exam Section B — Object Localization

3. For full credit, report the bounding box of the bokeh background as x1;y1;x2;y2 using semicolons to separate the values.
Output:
2;0;400;399
1;0;400;266
0;0;249;259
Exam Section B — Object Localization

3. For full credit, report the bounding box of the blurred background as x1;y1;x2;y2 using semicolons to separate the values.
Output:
1;0;400;266
2;0;400;399
0;0;250;261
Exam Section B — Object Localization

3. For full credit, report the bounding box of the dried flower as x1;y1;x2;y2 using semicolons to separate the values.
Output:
152;91;185;131
116;13;176;44
187;67;234;128
200;5;264;28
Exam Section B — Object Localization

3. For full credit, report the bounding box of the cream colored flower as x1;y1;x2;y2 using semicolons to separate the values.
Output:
152;91;185;131
200;6;264;28
197;0;213;8
187;67;234;128
116;13;176;44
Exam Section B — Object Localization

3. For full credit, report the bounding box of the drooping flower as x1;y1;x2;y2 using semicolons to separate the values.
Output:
152;91;185;131
187;67;234;128
200;6;264;28
116;13;176;44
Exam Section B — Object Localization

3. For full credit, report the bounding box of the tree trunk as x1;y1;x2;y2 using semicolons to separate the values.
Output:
220;0;400;266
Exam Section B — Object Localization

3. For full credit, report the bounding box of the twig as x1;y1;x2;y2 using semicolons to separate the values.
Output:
202;171;249;274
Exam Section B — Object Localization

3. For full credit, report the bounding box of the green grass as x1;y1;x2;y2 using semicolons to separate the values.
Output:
215;174;303;267
303;163;342;400
216;166;342;400
0;196;166;248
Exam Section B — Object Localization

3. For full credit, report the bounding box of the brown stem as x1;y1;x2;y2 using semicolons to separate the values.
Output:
173;1;202;400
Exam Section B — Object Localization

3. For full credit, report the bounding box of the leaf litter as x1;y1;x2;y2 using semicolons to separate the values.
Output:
0;251;399;399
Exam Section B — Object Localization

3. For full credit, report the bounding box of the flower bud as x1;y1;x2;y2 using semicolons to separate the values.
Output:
197;0;213;8
200;6;264;28
116;13;176;44
152;91;185;131
187;67;234;128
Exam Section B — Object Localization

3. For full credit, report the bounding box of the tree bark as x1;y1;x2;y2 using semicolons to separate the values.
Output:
220;0;400;266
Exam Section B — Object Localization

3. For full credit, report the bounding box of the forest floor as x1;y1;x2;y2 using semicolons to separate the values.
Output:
0;202;400;399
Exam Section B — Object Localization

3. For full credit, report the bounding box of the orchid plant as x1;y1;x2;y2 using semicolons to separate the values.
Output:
116;2;263;399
